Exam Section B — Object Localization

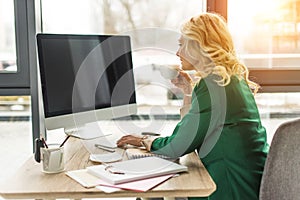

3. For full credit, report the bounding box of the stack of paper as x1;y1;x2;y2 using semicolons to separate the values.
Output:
86;156;188;185
89;152;122;163
66;169;175;192
66;156;187;192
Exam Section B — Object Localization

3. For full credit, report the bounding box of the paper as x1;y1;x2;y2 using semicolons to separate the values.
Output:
86;157;187;184
66;169;175;192
96;185;121;193
99;174;175;192
89;152;122;163
48;149;62;170
66;169;103;188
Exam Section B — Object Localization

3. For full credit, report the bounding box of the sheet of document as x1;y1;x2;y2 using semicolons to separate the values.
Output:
66;169;175;192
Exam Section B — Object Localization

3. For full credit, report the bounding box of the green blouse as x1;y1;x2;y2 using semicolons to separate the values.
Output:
151;75;269;200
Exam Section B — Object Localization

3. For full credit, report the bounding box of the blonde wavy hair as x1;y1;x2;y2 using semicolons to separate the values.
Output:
181;12;259;93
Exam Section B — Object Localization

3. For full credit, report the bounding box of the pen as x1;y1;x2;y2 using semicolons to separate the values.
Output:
59;135;70;147
141;132;160;136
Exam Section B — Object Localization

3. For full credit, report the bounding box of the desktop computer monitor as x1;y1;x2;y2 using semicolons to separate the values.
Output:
36;34;137;134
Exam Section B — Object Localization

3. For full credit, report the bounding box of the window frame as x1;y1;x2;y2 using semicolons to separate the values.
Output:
0;0;31;95
0;0;43;152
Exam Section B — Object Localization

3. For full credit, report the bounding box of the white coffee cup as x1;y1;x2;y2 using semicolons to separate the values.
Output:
41;144;64;173
155;64;179;79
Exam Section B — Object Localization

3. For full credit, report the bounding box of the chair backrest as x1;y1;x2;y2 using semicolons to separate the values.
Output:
260;118;300;200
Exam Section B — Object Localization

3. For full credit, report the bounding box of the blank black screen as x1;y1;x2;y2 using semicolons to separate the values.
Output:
37;34;136;118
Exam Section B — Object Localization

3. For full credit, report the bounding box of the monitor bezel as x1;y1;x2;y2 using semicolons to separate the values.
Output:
36;33;137;131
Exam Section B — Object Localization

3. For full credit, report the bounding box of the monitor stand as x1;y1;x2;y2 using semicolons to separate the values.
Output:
64;122;117;149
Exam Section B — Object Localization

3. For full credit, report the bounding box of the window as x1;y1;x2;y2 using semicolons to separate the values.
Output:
40;0;206;113
0;1;32;121
0;1;35;152
229;0;300;58
0;96;31;121
228;0;300;92
41;0;205;34
0;0;16;73
0;0;30;93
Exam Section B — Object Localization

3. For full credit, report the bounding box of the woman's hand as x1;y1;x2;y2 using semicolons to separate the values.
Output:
171;70;193;95
116;135;143;148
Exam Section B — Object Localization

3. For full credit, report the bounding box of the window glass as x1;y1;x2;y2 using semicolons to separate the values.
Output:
41;0;205;112
0;0;17;73
42;0;204;34
256;92;300;144
228;0;300;69
0;96;31;119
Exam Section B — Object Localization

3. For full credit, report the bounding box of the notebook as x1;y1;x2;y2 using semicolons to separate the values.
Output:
86;156;188;185
126;148;172;160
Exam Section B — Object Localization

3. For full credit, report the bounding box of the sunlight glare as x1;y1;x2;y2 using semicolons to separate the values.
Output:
228;0;281;36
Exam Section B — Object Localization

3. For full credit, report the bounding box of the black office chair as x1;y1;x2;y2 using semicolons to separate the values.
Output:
259;118;300;200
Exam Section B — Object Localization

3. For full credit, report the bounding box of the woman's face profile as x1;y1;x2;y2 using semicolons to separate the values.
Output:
176;36;197;71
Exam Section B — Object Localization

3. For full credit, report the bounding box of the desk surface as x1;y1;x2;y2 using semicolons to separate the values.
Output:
0;136;216;199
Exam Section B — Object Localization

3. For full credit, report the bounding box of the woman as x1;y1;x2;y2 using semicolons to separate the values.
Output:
117;12;269;200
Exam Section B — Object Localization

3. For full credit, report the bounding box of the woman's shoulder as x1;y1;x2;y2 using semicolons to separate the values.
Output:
194;75;217;88
193;74;248;91
193;78;208;95
194;74;225;90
